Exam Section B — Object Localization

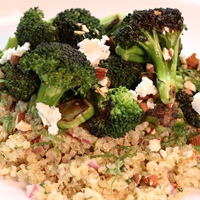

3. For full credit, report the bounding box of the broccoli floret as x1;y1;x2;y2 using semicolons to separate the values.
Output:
15;7;56;50
176;90;200;128
19;42;97;114
2;64;40;101
53;8;105;48
88;86;144;138
100;55;144;89
114;8;186;105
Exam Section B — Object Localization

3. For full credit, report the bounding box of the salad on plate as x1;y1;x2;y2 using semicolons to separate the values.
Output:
0;2;200;200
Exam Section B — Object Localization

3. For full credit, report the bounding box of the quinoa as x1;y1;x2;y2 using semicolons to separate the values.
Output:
0;94;200;200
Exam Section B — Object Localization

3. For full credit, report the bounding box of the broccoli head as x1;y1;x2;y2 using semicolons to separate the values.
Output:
53;8;105;48
100;55;144;89
19;42;97;114
88;86;144;138
2;64;40;102
15;7;56;50
176;89;200;128
114;8;186;105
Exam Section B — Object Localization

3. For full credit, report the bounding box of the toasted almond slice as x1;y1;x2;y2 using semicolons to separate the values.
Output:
189;134;200;146
143;174;158;187
95;67;108;80
154;10;162;15
186;53;199;69
15;120;32;131
184;80;196;92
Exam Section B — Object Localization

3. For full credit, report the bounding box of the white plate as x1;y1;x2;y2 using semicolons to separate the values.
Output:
0;0;200;199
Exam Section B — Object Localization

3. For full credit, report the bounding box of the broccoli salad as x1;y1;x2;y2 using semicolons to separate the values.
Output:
0;6;200;200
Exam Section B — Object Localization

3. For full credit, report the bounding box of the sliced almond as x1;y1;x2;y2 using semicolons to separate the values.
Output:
133;173;142;184
186;53;199;69
10;55;20;66
15;120;32;132
95;67;108;80
184;80;196;92
189;134;200;146
154;10;162;16
162;48;174;62
146;63;156;81
142;174;158;187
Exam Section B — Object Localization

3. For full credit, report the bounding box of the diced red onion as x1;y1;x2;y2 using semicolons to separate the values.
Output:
82;138;91;144
88;159;99;170
66;131;80;141
27;184;38;198
32;146;44;154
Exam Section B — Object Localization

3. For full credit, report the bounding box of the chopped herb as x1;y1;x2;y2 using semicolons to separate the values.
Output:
91;146;137;187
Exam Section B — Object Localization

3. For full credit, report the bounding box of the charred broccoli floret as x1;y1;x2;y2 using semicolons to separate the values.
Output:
2;64;40;101
114;8;186;105
100;55;144;89
19;42;97;114
53;8;105;48
176;90;200;128
88;86;144;138
15;7;56;50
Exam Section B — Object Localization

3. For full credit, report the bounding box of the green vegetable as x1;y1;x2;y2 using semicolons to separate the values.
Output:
88;86;144;138
176;90;200;128
161;120;189;147
19;42;97;115
114;8;186;105
15;7;56;50
100;13;125;36
58;98;95;129
1;37;18;53
176;67;200;92
100;54;144;89
53;8;105;48
2;64;40;102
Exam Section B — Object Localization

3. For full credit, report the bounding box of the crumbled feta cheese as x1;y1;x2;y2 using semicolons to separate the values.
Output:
36;102;62;135
129;89;138;101
148;139;161;152
191;92;200;114
0;42;30;64
78;35;110;66
135;77;157;97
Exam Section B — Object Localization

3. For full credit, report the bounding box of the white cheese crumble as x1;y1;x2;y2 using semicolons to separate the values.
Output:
129;90;138;101
191;92;200;115
77;35;110;66
135;77;157;98
36;102;62;135
0;42;30;64
148;139;161;152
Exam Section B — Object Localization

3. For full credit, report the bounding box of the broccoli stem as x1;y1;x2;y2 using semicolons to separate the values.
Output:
2;36;18;51
115;45;150;63
30;83;66;115
139;29;179;104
